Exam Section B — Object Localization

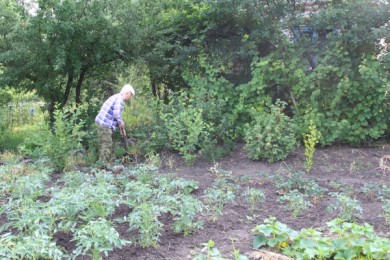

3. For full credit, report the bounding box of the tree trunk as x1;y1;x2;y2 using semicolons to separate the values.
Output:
75;69;86;104
63;73;74;107
151;77;158;97
48;97;57;132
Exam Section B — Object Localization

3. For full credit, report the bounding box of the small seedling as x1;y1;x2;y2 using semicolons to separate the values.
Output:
242;187;266;211
277;190;311;218
383;200;390;224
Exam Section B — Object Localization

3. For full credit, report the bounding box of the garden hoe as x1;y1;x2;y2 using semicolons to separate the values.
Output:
120;127;131;156
120;127;137;163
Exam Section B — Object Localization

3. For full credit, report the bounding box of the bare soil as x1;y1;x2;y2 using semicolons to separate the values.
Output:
92;144;390;260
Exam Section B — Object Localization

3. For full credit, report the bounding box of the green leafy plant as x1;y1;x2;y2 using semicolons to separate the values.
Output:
42;104;86;171
361;183;380;201
5;168;51;200
329;180;343;191
277;190;312;218
252;217;298;250
127;202;166;247
383;200;390;224
378;184;390;202
144;151;163;167
327;193;363;222
171;195;204;235
204;187;236;219
182;61;237;160
252;217;390;259
0;231;66;260
171;178;200;195
193;240;248;260
203;175;238;220
244;101;298;163
73;218;130;260
47;171;121;230
303;118;321;173
161;95;210;165
126;164;158;184
242;188;266;211
272;172;326;198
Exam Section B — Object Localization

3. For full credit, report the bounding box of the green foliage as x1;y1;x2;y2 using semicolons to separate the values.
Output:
272;172;307;193
171;195;204;236
73;218;130;260
272;172;327;203
303;119;321;173
382;200;390;224
119;164;204;245
296;55;390;146
360;183;381;201
182;59;237;159
42;104;86;171
252;217;298;250
0;0;141;113
142;0;287;96
242;188;266;212
128;202;165;247
252;217;390;259
0;90;12;106
0;90;45;153
0;232;66;260
161;94;210;165
327;193;363;222
193;240;248;260
0;127;32;153
1;167;51;201
0;161;205;256
277;190;312;218
244;101;298;163
378;185;390;202
203;173;238;220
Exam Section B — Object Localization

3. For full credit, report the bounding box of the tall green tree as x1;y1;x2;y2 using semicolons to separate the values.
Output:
136;0;288;97
0;0;140;122
246;0;390;145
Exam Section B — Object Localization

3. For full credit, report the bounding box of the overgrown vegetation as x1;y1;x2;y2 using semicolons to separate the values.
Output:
0;0;389;258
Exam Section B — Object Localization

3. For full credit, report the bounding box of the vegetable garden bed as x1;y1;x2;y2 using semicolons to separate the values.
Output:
1;144;390;259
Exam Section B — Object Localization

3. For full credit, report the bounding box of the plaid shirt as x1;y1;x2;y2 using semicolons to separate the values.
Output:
95;93;125;131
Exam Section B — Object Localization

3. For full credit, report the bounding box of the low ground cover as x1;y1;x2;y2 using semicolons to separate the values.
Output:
1;145;390;259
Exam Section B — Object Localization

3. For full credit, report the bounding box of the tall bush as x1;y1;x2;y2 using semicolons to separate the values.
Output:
43;105;86;171
160;92;211;165
244;101;298;163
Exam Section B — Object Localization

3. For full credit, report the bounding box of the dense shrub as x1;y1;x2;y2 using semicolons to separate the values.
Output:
244;101;298;163
160;92;211;165
42;105;87;171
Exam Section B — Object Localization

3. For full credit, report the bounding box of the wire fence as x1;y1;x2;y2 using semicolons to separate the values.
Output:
0;100;46;132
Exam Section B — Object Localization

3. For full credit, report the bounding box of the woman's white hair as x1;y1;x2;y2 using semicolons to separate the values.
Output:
120;84;135;95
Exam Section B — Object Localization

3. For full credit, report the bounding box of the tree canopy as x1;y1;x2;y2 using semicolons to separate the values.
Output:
0;0;389;144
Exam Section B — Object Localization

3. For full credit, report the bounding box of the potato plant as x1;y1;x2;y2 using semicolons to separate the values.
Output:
327;193;363;222
128;202;166;247
242;187;266;211
73;218;130;260
277;190;312;218
0;231;66;260
0;161;206;258
171;195;204;235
